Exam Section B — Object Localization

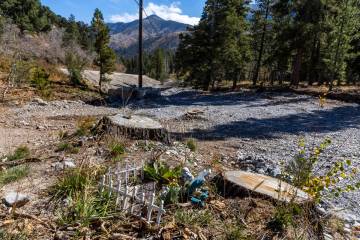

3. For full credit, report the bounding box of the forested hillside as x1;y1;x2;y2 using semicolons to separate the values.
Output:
175;0;360;90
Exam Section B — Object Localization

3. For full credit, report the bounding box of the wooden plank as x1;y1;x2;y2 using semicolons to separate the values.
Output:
224;171;310;203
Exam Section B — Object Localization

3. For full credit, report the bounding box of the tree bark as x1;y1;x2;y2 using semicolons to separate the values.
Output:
98;114;171;144
291;48;303;87
252;0;270;86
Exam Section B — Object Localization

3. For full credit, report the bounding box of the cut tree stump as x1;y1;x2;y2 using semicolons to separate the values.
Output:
222;171;311;204
98;114;170;143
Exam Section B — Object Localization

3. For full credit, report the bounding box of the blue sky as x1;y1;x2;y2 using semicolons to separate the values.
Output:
40;0;206;25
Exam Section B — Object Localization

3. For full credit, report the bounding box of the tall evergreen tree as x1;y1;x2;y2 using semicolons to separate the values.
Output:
150;48;166;82
62;14;79;47
324;0;360;90
251;0;273;86
0;0;52;32
91;8;116;92
176;0;250;90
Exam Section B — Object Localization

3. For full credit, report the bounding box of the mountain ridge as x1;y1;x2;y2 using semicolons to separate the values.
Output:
108;15;190;57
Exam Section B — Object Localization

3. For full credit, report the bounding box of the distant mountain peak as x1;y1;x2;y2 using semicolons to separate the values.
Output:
145;14;164;21
108;15;189;57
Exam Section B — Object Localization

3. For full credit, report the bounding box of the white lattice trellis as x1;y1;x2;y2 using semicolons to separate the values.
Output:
99;162;166;225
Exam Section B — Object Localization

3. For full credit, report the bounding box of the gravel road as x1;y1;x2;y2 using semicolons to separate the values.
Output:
131;88;360;219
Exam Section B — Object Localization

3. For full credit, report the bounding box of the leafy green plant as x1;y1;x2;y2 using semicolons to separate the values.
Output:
283;138;360;202
162;184;181;205
6;146;30;161
174;209;213;227
144;161;182;185
186;138;197;152
0;165;30;186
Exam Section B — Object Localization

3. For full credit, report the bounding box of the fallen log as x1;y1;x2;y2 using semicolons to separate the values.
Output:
98;114;170;143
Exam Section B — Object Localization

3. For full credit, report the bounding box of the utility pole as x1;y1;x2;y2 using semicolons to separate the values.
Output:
138;0;143;88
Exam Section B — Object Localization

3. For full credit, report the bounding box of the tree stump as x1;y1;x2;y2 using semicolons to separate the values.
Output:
222;171;311;204
98;114;170;143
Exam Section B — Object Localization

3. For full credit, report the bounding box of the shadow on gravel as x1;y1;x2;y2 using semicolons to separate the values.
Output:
137;90;312;108
171;105;360;140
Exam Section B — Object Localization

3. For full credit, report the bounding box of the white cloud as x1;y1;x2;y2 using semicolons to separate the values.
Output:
110;13;138;23
109;2;200;25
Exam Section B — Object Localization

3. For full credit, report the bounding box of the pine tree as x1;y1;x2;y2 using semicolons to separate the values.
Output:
62;14;80;47
324;0;360;90
0;0;52;32
251;0;273;86
91;8;116;93
150;48;166;82
175;0;250;90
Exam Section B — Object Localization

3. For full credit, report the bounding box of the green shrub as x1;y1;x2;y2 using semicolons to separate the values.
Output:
267;203;302;233
186;138;197;152
6;145;30;161
283;138;360;202
65;52;87;85
30;67;50;90
0;165;30;186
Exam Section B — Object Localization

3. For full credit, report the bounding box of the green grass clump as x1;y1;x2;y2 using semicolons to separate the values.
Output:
0;230;27;240
51;168;92;200
0;165;30;186
108;140;126;161
58;130;70;140
51;167;116;226
6;146;30;161
75;117;96;136
175;209;213;227
224;224;247;240
186;138;197;152
56;142;79;154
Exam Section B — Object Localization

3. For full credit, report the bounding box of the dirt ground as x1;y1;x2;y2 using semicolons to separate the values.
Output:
1;73;359;239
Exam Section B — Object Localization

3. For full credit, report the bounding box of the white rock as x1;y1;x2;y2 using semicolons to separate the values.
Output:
3;192;30;207
53;158;76;171
63;160;76;168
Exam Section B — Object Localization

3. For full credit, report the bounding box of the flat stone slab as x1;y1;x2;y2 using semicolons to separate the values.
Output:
224;171;310;203
3;191;30;207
